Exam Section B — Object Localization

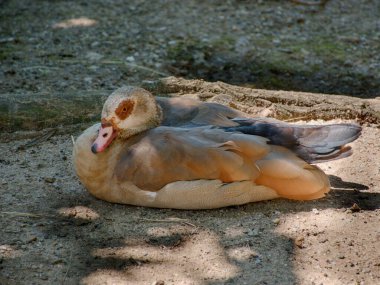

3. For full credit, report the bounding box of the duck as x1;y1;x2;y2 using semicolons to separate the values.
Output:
73;86;361;209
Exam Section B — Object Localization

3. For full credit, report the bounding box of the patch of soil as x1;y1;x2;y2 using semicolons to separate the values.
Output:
1;0;380;284
0;124;379;285
0;0;380;97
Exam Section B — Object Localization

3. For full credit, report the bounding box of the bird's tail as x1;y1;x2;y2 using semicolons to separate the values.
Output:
225;118;362;163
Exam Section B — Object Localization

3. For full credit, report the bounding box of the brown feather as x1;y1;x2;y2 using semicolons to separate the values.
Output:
73;87;361;209
115;100;135;120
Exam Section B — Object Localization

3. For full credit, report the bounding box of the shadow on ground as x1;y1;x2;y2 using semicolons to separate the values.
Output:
18;183;378;284
165;45;380;99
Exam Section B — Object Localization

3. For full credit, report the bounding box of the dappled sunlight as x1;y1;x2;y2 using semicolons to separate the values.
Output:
58;205;100;220
82;270;133;285
52;17;97;29
83;227;239;284
226;245;259;262
146;224;198;237
275;210;380;284
146;225;181;237
0;245;22;259
223;225;246;239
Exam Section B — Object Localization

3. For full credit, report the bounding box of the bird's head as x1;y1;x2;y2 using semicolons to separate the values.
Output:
91;86;162;153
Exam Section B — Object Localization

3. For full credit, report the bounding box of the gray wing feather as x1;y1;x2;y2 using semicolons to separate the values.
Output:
224;118;361;163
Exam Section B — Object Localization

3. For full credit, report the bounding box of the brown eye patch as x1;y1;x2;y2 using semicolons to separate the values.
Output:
115;100;134;120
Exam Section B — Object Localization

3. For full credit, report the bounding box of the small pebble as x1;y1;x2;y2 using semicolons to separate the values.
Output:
44;177;56;183
349;203;361;212
295;236;305;248
247;229;259;237
319;238;328;243
52;259;64;265
272;218;280;225
27;236;37;243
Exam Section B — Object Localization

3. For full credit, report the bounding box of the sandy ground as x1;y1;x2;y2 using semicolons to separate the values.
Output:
1;0;380;284
0;122;379;285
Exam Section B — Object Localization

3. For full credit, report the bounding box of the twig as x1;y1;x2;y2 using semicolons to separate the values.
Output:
71;135;75;146
22;66;60;71
58;59;169;76
0;211;42;218
284;116;309;122
138;217;196;227
62;249;73;285
17;129;56;150
103;60;169;76
290;0;329;6
0;37;15;43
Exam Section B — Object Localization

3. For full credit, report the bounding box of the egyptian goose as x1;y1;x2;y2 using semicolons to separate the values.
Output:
73;86;361;209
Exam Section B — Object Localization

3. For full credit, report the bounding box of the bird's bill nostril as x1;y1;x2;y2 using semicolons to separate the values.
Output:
91;125;117;153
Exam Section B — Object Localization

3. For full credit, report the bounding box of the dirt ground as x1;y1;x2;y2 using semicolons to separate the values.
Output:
1;0;380;284
0;122;379;285
1;0;380;98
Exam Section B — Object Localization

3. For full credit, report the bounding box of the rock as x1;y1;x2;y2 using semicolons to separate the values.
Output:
44;177;56;183
349;203;361;212
295;236;305;248
27;236;37;243
84;77;92;84
73;219;92;226
272;218;280;225
0;37;15;43
52;259;64;265
85;52;103;61
91;41;100;47
246;229;260;237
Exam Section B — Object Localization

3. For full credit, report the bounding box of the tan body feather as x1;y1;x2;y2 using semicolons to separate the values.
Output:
73;124;328;209
72;87;358;209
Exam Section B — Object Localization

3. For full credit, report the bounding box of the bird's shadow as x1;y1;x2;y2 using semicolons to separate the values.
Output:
327;175;377;211
329;174;369;191
239;175;377;214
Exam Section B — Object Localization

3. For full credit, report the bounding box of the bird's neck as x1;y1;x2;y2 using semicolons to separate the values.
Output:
73;124;121;199
118;104;163;139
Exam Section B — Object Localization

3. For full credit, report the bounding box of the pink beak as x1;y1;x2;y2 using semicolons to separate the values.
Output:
91;124;117;154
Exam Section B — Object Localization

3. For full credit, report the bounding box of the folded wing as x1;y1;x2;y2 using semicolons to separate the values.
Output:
115;127;330;200
157;97;245;127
